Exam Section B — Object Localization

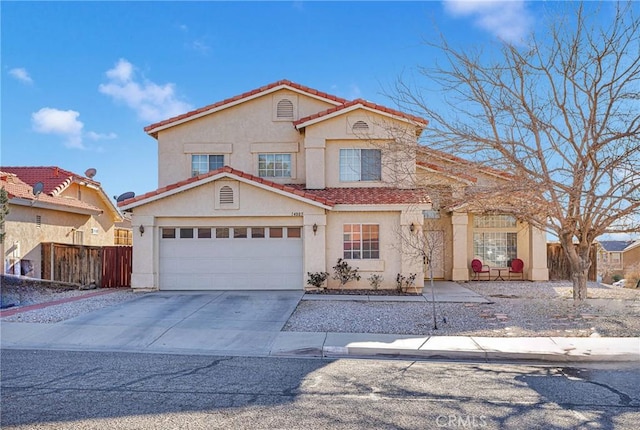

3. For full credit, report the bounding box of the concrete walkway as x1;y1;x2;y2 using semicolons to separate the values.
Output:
303;281;492;304
1;289;638;363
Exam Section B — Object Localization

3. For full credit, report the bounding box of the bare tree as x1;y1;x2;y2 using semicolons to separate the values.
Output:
392;2;640;301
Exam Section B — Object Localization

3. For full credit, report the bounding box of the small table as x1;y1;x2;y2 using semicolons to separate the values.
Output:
492;268;507;281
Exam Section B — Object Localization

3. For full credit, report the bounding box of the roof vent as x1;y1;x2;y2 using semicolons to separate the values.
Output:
352;120;369;131
219;185;234;205
276;99;294;119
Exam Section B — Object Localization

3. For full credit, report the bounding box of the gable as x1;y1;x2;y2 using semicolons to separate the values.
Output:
145;80;347;138
130;177;327;218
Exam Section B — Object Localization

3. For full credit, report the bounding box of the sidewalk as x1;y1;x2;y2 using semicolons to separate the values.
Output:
1;286;638;363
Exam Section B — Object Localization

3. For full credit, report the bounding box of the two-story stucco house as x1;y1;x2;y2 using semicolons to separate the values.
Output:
120;80;549;291
1;166;122;278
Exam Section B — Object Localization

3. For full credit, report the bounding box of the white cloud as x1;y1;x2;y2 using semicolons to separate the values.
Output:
99;58;193;123
31;107;85;149
86;131;118;140
443;0;533;44
9;67;33;84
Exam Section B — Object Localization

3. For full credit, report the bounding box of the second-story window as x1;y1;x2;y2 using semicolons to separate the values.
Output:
339;149;381;182
258;154;291;178
192;154;224;177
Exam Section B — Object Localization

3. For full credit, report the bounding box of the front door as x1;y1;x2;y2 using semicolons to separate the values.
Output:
424;230;445;279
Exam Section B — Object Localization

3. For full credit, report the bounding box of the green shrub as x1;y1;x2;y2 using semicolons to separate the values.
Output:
396;273;417;293
307;272;329;289
612;274;622;282
332;258;360;290
368;274;384;290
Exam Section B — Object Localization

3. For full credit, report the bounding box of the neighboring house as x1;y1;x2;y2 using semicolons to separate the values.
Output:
596;240;634;283
114;212;133;246
119;80;549;291
0;167;122;278
622;240;640;280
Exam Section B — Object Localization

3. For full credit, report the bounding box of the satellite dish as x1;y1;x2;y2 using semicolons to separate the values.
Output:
33;182;44;197
85;168;97;179
116;191;135;203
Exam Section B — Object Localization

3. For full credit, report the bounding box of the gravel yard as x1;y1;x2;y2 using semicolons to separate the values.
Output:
1;281;141;323
2;280;639;337
283;281;640;337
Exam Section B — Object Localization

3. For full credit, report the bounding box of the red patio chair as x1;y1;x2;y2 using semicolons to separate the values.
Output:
471;259;490;281
509;258;524;280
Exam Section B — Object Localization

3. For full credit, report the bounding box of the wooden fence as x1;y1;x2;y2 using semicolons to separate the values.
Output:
41;243;132;288
547;243;597;281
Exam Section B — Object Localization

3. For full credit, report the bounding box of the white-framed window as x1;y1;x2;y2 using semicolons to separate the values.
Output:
192;154;224;177
472;214;518;267
258;153;291;178
343;224;379;259
339;149;381;182
473;232;517;267
473;215;517;228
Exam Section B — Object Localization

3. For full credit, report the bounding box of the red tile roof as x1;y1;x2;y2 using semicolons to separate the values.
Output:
144;80;349;137
0;171;102;213
0;166;100;196
294;98;428;128
118;166;335;208
118;166;431;208
293;186;431;205
416;161;478;183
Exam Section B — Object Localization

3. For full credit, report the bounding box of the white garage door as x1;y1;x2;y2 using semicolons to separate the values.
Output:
159;226;303;290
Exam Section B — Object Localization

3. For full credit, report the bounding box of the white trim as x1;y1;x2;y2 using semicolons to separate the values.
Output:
146;84;343;137
295;104;425;130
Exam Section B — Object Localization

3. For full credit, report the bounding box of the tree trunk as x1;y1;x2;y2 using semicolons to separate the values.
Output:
561;237;591;302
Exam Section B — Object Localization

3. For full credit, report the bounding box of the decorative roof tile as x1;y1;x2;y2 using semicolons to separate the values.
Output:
0;166;100;196
118;167;430;208
294;98;428;128
0;171;102;213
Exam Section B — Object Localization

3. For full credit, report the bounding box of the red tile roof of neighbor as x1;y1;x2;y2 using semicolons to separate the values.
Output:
143;80;428;136
144;80;350;135
294;98;428;128
118;166;431;208
0;171;102;213
0;166;100;196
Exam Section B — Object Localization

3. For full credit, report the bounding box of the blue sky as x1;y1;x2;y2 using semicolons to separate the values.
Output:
0;0;599;202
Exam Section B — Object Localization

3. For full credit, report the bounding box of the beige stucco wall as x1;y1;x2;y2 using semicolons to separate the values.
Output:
324;210;423;290
303;110;418;189
129;177;328;289
155;90;336;188
3;204;114;279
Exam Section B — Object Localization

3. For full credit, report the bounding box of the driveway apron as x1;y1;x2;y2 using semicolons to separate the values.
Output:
1;291;304;356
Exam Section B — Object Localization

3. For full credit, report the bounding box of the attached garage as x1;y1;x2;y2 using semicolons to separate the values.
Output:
159;226;303;290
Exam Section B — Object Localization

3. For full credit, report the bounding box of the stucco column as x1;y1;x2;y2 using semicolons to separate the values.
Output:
529;225;549;281
130;215;157;290
451;212;470;281
303;213;326;289
304;137;325;189
400;209;425;281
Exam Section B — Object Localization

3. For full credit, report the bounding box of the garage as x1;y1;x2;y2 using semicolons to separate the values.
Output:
159;226;303;290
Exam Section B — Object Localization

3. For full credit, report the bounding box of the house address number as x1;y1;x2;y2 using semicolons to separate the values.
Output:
291;212;303;216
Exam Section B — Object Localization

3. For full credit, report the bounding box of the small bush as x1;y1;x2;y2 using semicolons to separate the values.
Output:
612;274;623;282
332;258;361;290
396;273;417;293
307;272;329;289
368;274;384;290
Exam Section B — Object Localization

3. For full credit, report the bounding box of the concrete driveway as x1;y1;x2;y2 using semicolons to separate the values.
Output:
1;291;304;356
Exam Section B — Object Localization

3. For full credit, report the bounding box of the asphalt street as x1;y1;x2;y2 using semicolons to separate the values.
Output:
2;349;639;429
